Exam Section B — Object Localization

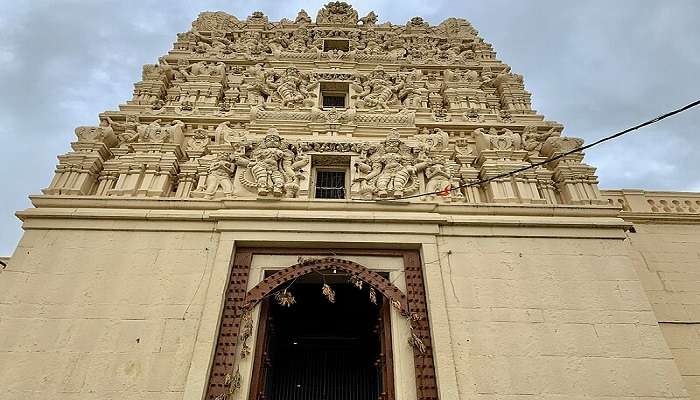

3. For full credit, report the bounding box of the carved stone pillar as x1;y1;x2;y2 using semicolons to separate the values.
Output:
130;80;167;106
43;127;117;196
541;137;607;205
176;158;205;199
109;155;140;197
108;144;185;197
474;128;545;204
94;159;120;196
454;140;482;203
135;144;184;197
527;156;559;205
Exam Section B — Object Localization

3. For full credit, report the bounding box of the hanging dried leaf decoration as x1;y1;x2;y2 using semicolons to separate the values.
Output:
322;283;336;303
238;311;253;359
409;331;427;354
240;341;251;359
275;289;296;307
227;368;242;395
240;312;253;337
369;287;377;304
349;275;363;290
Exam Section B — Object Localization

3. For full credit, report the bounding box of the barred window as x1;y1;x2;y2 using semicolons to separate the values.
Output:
323;95;346;108
315;170;346;199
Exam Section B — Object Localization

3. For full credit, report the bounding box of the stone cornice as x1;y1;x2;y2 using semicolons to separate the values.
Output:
25;194;621;218
17;195;631;239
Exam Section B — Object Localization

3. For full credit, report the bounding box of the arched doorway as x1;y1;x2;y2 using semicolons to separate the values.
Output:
245;258;404;400
205;250;438;400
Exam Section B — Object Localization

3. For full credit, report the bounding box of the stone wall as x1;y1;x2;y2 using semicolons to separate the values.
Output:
602;189;700;399
625;223;700;399
0;228;220;400
440;235;687;399
1;200;690;399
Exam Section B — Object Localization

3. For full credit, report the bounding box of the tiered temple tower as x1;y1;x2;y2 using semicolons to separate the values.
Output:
43;3;605;206
4;3;700;400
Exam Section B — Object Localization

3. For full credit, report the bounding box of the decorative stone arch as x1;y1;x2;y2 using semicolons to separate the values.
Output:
205;249;439;400
243;257;410;314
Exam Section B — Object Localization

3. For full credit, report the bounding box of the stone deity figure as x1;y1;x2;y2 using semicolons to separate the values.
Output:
355;131;425;198
288;27;311;52
521;125;557;157
137;119;185;143
235;128;308;197
106;115;140;146
199;153;235;199
263;67;317;107
353;66;403;110
192;28;232;55
424;155;453;194
414;127;449;157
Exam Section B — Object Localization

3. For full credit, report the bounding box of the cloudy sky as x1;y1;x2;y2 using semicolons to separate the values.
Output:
0;0;699;255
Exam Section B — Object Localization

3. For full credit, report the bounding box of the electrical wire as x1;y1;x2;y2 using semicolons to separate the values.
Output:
379;99;700;201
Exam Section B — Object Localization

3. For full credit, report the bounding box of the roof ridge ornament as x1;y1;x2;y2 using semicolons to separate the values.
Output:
316;1;359;25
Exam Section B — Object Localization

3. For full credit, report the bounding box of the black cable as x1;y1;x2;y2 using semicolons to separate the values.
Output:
382;99;700;201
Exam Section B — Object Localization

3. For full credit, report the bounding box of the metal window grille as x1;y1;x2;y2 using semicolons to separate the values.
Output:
323;95;346;108
315;171;346;199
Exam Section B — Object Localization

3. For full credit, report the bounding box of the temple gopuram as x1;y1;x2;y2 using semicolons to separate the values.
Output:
2;3;699;400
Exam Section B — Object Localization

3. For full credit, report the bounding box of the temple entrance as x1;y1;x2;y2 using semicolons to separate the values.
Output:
252;273;394;400
205;251;437;400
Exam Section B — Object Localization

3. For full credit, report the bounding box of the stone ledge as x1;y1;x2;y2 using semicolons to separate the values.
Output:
15;206;630;239
28;195;621;218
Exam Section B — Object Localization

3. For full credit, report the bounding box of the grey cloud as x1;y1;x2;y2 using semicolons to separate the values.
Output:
1;1;699;254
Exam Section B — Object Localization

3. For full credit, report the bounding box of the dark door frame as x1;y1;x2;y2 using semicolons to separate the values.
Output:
204;248;439;400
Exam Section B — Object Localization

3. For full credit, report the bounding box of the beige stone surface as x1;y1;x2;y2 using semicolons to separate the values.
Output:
1;204;692;399
0;229;219;400
3;2;698;399
621;221;700;400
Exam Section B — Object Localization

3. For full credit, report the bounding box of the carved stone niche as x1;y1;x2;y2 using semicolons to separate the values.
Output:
541;137;607;205
474;127;545;204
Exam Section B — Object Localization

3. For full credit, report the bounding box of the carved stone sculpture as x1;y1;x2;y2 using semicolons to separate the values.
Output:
191;11;239;32
295;9;312;24
354;130;425;198
424;155;453;194
216;121;248;146
186;129;210;153
105;115;140;147
316;2;358;25
137;119;185;144
193;152;235;199
353;66;403;110
474;127;522;151
414;127;449;156
522;125;557;157
263;67;318;107
74;119;118;147
235;128;309;197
